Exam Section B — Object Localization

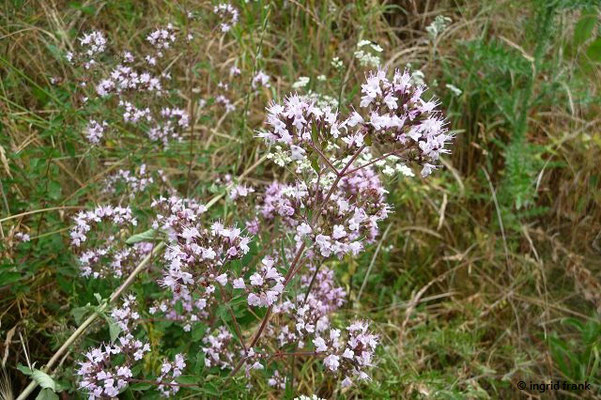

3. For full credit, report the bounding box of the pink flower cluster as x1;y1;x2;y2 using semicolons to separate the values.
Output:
77;296;187;398
70;205;145;278
357;69;453;176
71;205;137;247
236;256;285;308
68;26;191;147
202;326;235;369
147;196;252;330
76;324;150;398
313;320;378;388
255;165;389;261
67;31;107;69
270;266;347;348
259;68;451;177
85;120;107;144
66;24;454;394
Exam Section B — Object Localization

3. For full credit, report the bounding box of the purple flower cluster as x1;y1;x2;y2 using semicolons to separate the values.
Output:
270;266;347;348
76;297;151;398
66;20;454;394
147;196;251;331
202;326;235;369
259;68;450;177
68;25;190;147
104;164;169;198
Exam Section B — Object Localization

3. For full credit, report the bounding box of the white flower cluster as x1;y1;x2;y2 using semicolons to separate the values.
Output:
426;15;452;39
157;354;186;397
354;40;383;68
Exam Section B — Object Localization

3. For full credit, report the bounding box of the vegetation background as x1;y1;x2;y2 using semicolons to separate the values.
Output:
1;0;600;398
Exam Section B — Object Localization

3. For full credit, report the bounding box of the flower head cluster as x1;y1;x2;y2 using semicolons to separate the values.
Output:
76;334;150;398
354;40;382;68
96;64;164;97
255;162;389;261
236;256;285;307
104;164;167;198
85;120;107;145
258;181;308;225
77;296;188;398
110;295;140;331
146;25;176;53
71;205;137;247
148;196;251;331
269;266;346;348
214;3;239;33
157;354;186;397
69;26;194;148
260;94;345;147
313;320;378;388
426;15;452;39
202;326;235;369
70;205;142;278
229;184;255;200
67;31;107;69
260;69;450;177
14;232;30;242
252;71;271;89
268;370;286;390
357;69;452;175
147;107;190;145
79;241;153;279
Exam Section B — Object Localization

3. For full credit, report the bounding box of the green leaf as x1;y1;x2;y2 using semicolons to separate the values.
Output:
310;122;319;144
309;152;320;173
71;304;92;325
36;388;59;400
47;181;62;201
574;15;597;46
0;271;22;286
125;229;158;245
108;318;122;343
129;382;153;391
586;38;601;61
32;370;56;391
175;375;198;385
191;324;206;342
17;364;33;376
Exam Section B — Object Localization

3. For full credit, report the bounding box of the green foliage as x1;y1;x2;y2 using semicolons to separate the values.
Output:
548;318;601;384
